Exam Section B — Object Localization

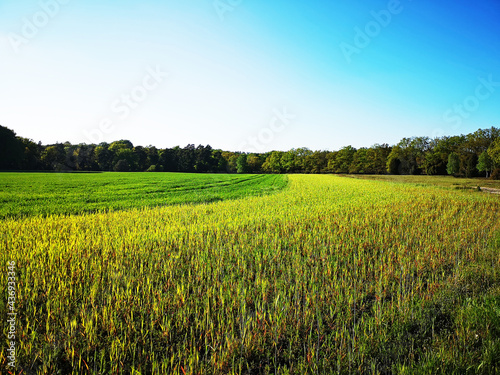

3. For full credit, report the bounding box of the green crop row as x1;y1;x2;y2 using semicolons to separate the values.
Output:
0;173;288;219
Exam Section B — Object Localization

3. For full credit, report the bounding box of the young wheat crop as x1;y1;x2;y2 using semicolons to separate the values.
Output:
1;175;499;374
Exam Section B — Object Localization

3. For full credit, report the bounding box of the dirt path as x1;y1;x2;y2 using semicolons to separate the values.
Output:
480;187;500;195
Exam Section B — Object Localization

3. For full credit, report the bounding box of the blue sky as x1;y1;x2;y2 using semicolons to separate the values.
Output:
1;0;499;152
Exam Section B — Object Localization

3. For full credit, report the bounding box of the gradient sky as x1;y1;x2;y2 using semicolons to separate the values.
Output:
1;0;499;152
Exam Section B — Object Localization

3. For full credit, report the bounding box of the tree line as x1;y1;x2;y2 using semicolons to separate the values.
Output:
1;125;500;178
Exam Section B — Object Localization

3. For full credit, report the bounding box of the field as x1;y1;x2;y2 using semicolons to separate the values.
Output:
344;174;500;192
0;173;287;219
1;173;500;374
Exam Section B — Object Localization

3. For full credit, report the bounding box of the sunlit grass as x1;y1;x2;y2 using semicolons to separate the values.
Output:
1;175;499;374
345;174;500;191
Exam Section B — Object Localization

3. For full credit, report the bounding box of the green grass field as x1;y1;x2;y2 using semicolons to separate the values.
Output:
1;173;500;374
0;172;288;219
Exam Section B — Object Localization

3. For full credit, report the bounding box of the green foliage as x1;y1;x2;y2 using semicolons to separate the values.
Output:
194;145;214;173
387;153;401;174
109;139;134;152
41;145;67;171
423;135;465;176
221;151;238;173
460;152;479;178
236;154;250;174
447;152;460;176
329;145;356;173
18;137;43;170
0;125;24;170
146;164;159;172
488;138;500;167
95;145;113;171
0;125;499;175
349;148;368;174
262;151;284;173
477;151;493;177
386;137;430;175
246;154;264;173
114;159;130;172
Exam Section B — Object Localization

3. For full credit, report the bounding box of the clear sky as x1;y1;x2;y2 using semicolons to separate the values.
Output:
1;0;499;152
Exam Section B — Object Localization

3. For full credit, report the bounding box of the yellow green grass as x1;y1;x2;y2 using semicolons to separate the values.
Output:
1;175;500;374
344;174;500;191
